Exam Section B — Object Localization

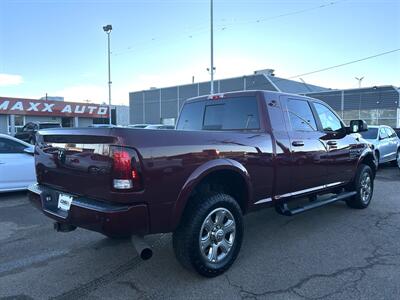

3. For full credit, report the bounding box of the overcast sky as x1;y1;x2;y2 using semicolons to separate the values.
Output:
0;0;399;105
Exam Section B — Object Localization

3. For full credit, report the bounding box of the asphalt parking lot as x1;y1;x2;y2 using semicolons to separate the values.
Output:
1;166;399;300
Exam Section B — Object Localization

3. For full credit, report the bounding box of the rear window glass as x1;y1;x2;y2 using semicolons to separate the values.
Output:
177;96;260;131
39;123;61;129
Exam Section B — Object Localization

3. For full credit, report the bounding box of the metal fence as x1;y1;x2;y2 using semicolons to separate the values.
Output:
306;86;400;127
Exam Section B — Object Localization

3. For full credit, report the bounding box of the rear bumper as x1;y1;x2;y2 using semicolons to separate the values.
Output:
28;184;149;237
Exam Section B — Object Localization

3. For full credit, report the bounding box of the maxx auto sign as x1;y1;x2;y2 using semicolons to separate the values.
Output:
0;97;109;118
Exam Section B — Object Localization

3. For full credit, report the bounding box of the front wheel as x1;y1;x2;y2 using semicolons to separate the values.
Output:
173;192;243;277
346;165;374;209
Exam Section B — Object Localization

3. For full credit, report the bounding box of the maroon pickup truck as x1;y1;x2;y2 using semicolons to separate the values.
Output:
28;90;376;277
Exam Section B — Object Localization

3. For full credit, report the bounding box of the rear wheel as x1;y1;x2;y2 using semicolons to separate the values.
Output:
346;165;374;209
173;192;243;277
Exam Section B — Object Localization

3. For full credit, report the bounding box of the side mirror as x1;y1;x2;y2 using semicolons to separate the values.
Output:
349;120;368;133
23;147;34;155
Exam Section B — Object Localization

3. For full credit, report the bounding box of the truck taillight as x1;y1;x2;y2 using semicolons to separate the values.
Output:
110;146;143;191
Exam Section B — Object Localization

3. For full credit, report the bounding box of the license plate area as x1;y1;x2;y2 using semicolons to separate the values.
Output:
40;190;74;219
58;194;73;212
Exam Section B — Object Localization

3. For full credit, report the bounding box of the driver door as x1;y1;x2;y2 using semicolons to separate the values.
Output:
311;102;359;184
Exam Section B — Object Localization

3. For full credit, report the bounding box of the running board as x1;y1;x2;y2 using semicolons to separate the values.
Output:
275;191;357;216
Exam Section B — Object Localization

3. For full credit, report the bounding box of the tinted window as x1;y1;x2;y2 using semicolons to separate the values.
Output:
379;128;388;139
0;138;26;154
385;127;396;138
39;123;61;129
360;128;378;139
176;101;204;130
177;97;260;131
313;102;342;132
286;99;317;131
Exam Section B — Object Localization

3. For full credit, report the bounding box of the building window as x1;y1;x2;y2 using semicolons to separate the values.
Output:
7;115;25;134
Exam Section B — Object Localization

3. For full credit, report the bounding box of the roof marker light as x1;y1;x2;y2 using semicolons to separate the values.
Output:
208;93;224;100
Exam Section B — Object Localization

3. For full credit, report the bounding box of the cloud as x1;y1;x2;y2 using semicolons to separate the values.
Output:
0;74;24;86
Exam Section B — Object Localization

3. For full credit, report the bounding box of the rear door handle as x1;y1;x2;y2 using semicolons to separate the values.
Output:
327;141;337;146
292;141;304;147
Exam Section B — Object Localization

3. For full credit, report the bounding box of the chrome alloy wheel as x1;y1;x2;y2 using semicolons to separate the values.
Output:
199;208;236;264
360;172;372;204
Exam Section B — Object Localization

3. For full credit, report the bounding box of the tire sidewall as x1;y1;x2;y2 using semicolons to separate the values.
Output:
355;165;374;208
188;194;243;276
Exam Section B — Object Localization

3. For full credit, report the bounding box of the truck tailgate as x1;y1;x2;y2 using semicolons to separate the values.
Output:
35;128;122;201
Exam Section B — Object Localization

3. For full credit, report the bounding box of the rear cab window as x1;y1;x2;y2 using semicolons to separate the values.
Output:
177;96;260;131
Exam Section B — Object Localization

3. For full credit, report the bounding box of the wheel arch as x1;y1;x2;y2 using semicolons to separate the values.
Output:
358;149;377;178
171;158;252;230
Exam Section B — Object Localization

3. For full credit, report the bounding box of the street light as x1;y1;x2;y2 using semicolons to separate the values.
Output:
355;76;364;89
103;24;112;125
209;0;215;95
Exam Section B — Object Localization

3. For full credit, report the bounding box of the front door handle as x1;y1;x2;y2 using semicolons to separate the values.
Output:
327;141;337;146
292;141;304;147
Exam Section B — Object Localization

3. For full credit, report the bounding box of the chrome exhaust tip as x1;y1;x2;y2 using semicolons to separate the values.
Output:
131;235;153;260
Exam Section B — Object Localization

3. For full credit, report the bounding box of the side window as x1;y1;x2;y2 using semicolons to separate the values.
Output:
0;138;26;154
313;102;342;132
385;127;396;138
23;123;34;132
379;128;388;139
286;99;317;131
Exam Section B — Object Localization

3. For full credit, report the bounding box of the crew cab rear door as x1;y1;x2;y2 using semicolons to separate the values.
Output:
280;96;330;193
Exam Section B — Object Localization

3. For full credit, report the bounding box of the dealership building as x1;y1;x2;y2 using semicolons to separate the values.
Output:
129;69;400;128
0;96;129;135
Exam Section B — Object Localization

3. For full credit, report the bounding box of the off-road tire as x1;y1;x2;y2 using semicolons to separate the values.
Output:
346;164;374;209
173;192;243;277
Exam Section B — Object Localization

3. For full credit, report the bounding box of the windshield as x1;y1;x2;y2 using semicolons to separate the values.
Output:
360;128;378;139
39;123;61;129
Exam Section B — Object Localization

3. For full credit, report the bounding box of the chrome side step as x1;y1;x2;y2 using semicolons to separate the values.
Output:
275;191;357;216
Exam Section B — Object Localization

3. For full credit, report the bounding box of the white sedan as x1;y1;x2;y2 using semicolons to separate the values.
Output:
0;134;36;192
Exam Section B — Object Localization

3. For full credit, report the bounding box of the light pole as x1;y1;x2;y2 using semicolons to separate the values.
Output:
209;0;215;95
103;24;112;125
355;76;364;89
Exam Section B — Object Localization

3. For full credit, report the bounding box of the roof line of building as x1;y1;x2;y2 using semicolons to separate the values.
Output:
305;85;398;95
129;72;327;95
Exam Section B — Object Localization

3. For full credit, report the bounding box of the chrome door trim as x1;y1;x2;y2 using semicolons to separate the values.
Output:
274;182;343;200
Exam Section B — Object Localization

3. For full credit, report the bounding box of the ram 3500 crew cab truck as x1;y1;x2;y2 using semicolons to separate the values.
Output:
28;90;376;277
